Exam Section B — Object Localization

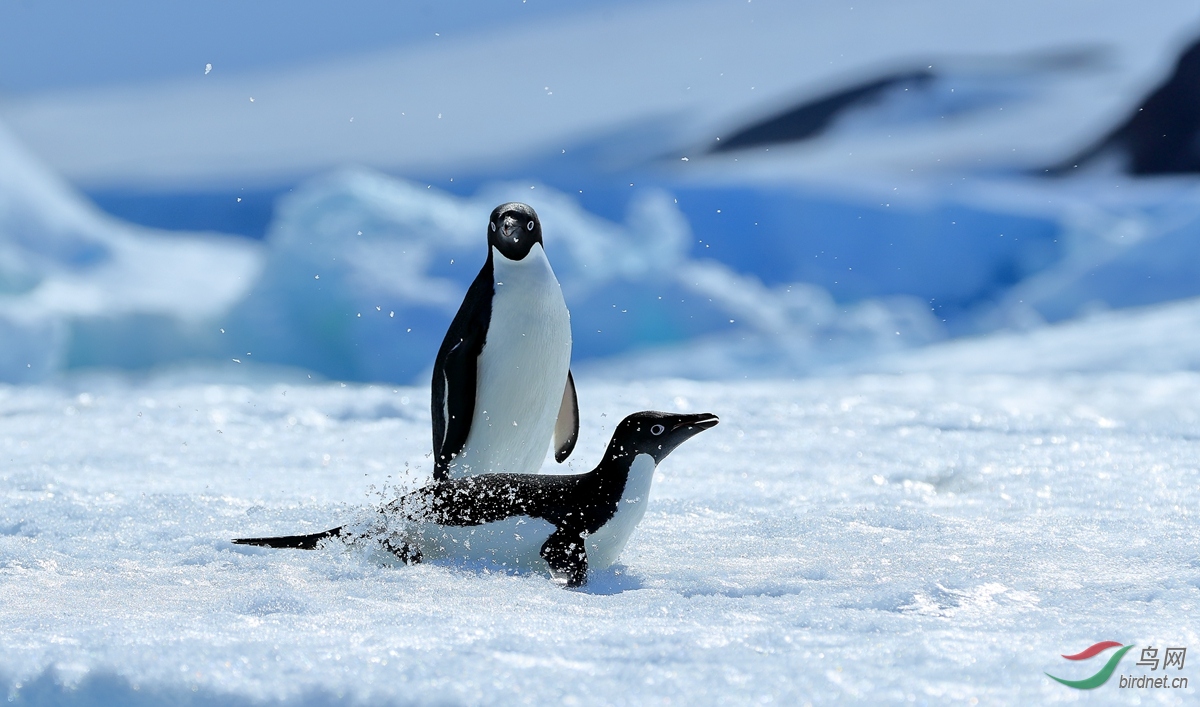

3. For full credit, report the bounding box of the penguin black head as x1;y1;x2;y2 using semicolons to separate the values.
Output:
487;202;543;261
606;411;719;464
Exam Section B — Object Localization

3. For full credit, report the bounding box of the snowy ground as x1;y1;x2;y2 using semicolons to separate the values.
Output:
2;371;1197;705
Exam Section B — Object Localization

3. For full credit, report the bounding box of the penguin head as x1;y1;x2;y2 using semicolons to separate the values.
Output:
487;202;543;261
607;411;719;464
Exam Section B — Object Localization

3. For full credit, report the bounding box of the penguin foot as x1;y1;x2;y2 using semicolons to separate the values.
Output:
381;537;422;565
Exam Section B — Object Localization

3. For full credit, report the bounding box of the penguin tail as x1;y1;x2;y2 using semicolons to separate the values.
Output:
232;526;344;549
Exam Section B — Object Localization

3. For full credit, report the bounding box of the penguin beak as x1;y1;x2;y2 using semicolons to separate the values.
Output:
499;216;520;241
672;413;719;433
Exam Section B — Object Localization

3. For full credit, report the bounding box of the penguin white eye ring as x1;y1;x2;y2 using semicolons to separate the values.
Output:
527;220;535;230
650;424;665;435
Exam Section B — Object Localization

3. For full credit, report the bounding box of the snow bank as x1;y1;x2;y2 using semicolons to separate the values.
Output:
0;123;261;382
864;295;1200;375
1;375;1196;704
987;179;1200;324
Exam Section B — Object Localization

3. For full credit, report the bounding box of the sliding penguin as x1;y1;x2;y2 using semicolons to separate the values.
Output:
234;411;718;587
431;202;577;481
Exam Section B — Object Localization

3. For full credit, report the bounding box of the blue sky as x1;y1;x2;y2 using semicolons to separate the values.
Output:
0;0;637;94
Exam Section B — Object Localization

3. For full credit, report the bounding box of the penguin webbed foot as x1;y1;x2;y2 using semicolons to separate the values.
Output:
556;572;587;589
540;529;589;588
380;537;422;565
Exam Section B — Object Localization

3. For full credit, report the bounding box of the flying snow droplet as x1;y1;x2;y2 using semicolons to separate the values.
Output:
204;63;212;75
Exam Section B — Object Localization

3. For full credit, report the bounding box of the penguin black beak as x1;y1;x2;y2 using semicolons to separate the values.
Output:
499;216;520;241
673;413;719;432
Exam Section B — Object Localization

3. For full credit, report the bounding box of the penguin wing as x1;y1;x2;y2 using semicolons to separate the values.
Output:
432;266;493;480
553;370;580;463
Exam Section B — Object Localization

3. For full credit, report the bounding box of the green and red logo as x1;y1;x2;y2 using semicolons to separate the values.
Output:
1048;641;1189;690
1046;641;1134;689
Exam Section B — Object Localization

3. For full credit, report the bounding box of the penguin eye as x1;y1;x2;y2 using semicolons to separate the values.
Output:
490;222;496;232
650;424;665;436
527;220;535;231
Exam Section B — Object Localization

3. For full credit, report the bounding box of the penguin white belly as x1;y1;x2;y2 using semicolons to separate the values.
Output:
419;516;557;569
451;244;571;477
584;454;656;571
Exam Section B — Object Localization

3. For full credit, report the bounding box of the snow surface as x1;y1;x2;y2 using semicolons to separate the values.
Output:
2;368;1198;705
2;11;1200;700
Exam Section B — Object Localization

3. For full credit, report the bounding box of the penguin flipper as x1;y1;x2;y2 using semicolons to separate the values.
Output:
553;370;579;463
432;266;492;480
433;337;480;480
540;527;588;587
232;527;343;549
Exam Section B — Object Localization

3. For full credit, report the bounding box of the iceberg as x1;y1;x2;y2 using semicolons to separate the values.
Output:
226;169;948;382
0;122;261;382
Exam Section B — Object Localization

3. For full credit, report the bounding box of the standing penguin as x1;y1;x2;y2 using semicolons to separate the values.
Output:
430;202;577;481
